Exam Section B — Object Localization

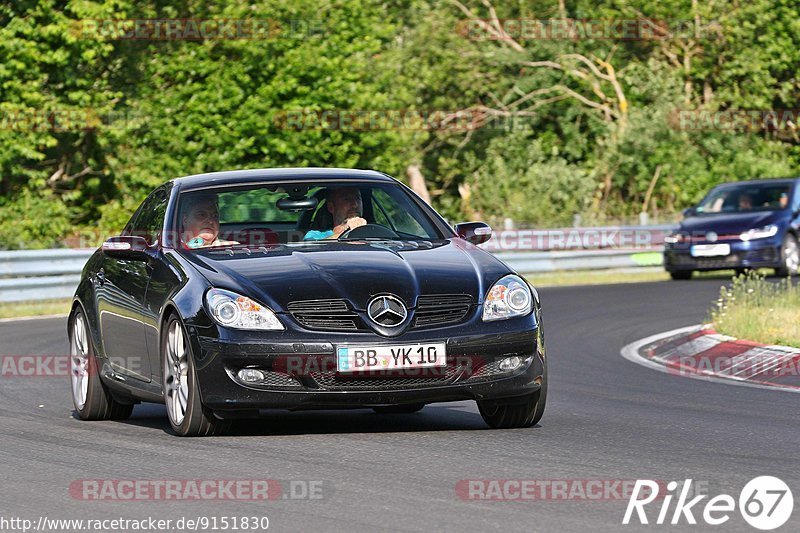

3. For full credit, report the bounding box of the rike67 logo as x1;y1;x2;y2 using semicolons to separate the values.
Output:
623;477;793;530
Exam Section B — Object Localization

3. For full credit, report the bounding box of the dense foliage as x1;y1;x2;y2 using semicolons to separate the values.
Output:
1;0;798;248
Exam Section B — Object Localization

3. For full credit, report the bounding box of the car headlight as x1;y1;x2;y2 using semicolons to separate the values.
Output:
740;224;779;241
664;232;684;244
204;288;284;330
483;274;533;321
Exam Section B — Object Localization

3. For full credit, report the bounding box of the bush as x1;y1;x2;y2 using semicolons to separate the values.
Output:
709;271;800;348
0;189;72;249
467;135;593;227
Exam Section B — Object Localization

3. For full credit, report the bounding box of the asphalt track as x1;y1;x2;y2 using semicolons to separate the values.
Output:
1;279;799;532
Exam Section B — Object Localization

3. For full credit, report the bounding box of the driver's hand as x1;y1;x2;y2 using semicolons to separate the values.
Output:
345;217;367;230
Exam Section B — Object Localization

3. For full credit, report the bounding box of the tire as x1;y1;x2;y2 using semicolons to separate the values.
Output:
669;270;693;280
477;364;547;429
162;314;230;437
775;234;799;277
372;403;426;414
70;309;134;421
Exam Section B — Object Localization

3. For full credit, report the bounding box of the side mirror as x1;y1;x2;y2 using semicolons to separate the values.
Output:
454;222;492;245
102;235;149;258
682;207;695;218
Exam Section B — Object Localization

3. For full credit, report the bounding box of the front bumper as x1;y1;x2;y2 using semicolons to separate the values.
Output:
664;237;782;272
187;316;545;413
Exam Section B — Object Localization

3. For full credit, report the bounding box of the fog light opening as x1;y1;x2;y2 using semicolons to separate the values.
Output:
237;368;266;383
499;356;523;371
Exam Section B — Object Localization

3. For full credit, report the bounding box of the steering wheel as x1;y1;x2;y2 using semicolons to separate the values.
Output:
339;224;400;240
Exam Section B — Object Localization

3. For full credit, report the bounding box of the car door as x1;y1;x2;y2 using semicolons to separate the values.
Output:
97;187;168;381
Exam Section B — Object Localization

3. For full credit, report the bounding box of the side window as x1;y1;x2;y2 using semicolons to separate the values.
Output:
126;187;169;245
793;184;800;212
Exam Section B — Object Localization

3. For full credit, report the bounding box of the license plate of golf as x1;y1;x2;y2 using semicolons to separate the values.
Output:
691;244;730;257
336;343;447;373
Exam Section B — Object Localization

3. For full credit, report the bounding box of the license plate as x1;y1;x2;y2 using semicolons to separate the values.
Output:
691;244;730;257
336;343;446;373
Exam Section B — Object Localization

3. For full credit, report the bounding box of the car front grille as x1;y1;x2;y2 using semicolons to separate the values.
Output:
287;299;366;331
287;295;474;332
309;362;461;390
666;248;779;268
667;253;741;267
744;248;778;263
413;294;473;328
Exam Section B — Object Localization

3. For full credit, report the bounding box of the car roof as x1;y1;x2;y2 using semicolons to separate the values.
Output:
713;177;799;188
172;167;397;190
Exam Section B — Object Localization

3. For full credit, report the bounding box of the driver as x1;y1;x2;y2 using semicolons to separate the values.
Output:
304;187;367;240
181;194;238;248
738;193;753;210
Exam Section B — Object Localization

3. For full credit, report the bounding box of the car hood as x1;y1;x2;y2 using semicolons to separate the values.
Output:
679;211;784;235
180;240;511;312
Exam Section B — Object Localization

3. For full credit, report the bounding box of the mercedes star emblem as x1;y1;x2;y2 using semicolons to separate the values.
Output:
367;295;407;327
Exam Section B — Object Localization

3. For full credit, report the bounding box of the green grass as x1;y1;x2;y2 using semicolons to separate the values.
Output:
525;268;778;288
709;272;800;348
0;299;71;319
525;268;670;287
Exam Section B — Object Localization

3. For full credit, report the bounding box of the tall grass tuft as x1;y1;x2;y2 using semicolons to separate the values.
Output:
709;271;800;348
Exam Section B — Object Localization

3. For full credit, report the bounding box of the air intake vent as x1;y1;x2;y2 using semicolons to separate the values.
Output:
413;294;473;328
288;299;365;331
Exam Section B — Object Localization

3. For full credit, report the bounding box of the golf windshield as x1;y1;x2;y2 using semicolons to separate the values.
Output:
695;183;791;214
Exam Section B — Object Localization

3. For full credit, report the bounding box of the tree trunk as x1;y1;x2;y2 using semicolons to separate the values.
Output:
406;164;432;205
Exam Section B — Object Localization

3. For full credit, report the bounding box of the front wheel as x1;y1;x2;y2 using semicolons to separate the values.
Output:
669;270;693;280
162;315;229;437
775;234;799;277
477;368;547;429
70;309;133;421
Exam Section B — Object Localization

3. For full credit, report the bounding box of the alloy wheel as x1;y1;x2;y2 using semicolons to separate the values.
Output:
164;320;189;426
70;314;89;410
784;237;799;274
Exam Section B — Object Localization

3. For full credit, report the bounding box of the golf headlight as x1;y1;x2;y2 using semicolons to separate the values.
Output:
205;288;284;330
483;274;533;321
664;232;683;244
740;224;778;241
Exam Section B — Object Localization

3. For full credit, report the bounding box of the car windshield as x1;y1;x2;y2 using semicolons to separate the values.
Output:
175;181;446;249
695;182;791;214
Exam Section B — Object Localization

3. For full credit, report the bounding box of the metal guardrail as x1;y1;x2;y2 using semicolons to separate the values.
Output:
0;246;665;303
0;249;93;303
495;249;664;273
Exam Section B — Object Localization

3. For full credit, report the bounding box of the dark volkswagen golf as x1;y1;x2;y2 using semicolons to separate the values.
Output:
664;178;800;279
69;168;547;436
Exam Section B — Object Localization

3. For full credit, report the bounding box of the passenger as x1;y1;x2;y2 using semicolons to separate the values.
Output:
181;194;238;248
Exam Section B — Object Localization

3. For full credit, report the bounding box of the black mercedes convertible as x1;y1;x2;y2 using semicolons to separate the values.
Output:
69;168;547;436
